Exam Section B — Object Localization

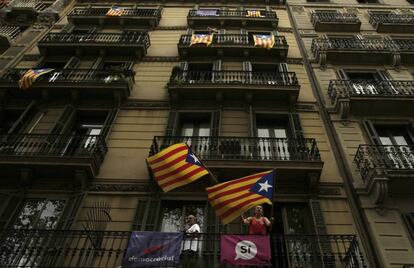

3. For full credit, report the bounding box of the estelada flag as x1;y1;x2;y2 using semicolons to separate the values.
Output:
253;34;275;49
246;10;263;18
18;68;54;90
207;170;274;225
190;34;214;47
146;143;209;192
106;7;125;16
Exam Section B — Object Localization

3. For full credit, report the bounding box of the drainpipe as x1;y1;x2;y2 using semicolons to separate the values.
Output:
286;4;381;268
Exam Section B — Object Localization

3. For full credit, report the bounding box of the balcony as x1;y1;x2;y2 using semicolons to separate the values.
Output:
369;12;414;33
311;12;361;32
38;32;150;59
150;136;323;191
0;26;22;53
312;37;395;66
355;144;414;198
68;7;162;28
178;34;288;60
0;229;366;268
0;134;107;184
0;0;48;24
168;70;300;103
187;9;278;28
328;79;414;119
0;69;134;102
392;38;414;65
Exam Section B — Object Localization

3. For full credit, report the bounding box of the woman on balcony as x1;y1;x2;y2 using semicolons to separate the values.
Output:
242;205;273;235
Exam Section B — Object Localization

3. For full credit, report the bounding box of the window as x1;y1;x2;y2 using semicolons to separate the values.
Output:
338;70;394;95
256;114;290;160
187;63;213;82
13;199;66;229
0;102;39;134
178;113;211;157
160;202;205;232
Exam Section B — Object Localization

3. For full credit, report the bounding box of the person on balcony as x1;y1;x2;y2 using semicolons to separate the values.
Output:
242;205;273;235
182;215;201;268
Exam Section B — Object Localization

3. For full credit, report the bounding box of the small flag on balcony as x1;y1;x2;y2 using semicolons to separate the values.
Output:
18;68;54;90
146;143;210;192
246;10;264;18
253;34;275;49
190;34;214;47
106;6;125;16
207;170;274;225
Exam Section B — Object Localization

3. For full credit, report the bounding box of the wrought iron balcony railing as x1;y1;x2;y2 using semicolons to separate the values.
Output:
311;38;393;52
392;38;414;51
39;32;150;47
311;12;360;24
369;12;414;27
188;9;277;20
0;134;107;162
150;136;321;162
0;68;134;85
354;144;414;182
69;7;162;18
169;70;299;87
0;229;366;268
328;80;414;103
179;34;287;48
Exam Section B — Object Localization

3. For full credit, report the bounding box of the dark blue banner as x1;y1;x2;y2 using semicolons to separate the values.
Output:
122;232;183;267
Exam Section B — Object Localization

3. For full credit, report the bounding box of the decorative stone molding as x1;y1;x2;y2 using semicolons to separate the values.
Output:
337;99;350;120
88;183;157;192
141;56;180;62
318;187;341;196
286;58;303;64
155;26;187;30
122;100;170;109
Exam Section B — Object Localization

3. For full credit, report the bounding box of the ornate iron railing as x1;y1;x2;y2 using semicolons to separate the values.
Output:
188;9;277;19
311;12;360;24
69;7;162;18
39;32;150;47
354;145;414;181
150;136;320;162
0;229;366;268
0;134;107;162
0;68;134;85
392;38;414;51
328;80;414;103
169;70;299;87
369;12;414;27
179;34;287;47
311;38;393;53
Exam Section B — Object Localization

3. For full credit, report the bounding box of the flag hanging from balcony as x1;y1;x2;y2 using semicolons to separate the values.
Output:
246;10;264;18
146;143;210;192
207;170;274;225
18;68;54;90
190;34;214;47
106;6;125;16
253;34;275;49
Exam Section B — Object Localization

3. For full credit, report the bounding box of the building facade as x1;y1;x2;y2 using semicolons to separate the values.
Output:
0;0;412;267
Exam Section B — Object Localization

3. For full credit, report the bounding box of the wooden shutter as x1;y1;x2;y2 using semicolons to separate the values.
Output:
63;57;81;69
402;213;414;242
132;198;161;231
363;120;381;145
58;192;86;229
289;113;304;139
211;110;221;137
49;105;76;135
0;192;24;229
101;108;118;138
212;59;222;83
165;110;178;136
249;108;257;137
8;101;38;134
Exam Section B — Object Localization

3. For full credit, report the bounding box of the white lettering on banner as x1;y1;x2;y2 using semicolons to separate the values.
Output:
234;240;258;260
128;255;175;263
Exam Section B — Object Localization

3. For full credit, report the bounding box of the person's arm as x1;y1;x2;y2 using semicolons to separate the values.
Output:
263;217;272;226
241;216;251;224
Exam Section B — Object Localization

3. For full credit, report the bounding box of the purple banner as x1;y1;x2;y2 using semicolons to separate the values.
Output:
220;235;271;266
122;232;183;267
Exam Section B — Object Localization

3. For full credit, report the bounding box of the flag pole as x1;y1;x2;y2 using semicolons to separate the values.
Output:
269;169;276;233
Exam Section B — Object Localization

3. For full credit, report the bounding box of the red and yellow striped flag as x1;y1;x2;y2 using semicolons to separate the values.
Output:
190;34;214;47
18;68;54;90
253;34;275;49
246;10;264;18
146;143;209;192
207;170;274;225
106;7;125;16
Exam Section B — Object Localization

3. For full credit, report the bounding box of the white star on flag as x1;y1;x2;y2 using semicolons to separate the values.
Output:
189;153;200;164
258;180;272;192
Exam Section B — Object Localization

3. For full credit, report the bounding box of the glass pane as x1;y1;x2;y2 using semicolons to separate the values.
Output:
181;123;194;136
160;207;183;232
273;128;287;138
36;200;66;229
13;200;44;229
285;207;308;235
13;199;65;229
394;135;409;146
379;137;392;145
257;128;270;138
198;126;210;137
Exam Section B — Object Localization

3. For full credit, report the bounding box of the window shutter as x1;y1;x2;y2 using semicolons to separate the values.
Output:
250;108;257;137
8;101;38;134
165;110;178;136
243;61;252;84
49;105;76;135
132;198;161;231
58;192;86;229
309;200;331;265
289;113;304;139
0;192;24;229
63;57;81;69
402;213;414;242
362;120;380;145
211;110;221;137
101;108;118;138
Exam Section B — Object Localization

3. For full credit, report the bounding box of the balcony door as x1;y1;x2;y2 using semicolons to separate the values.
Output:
339;70;397;95
256;116;290;160
376;126;414;169
179;114;211;158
